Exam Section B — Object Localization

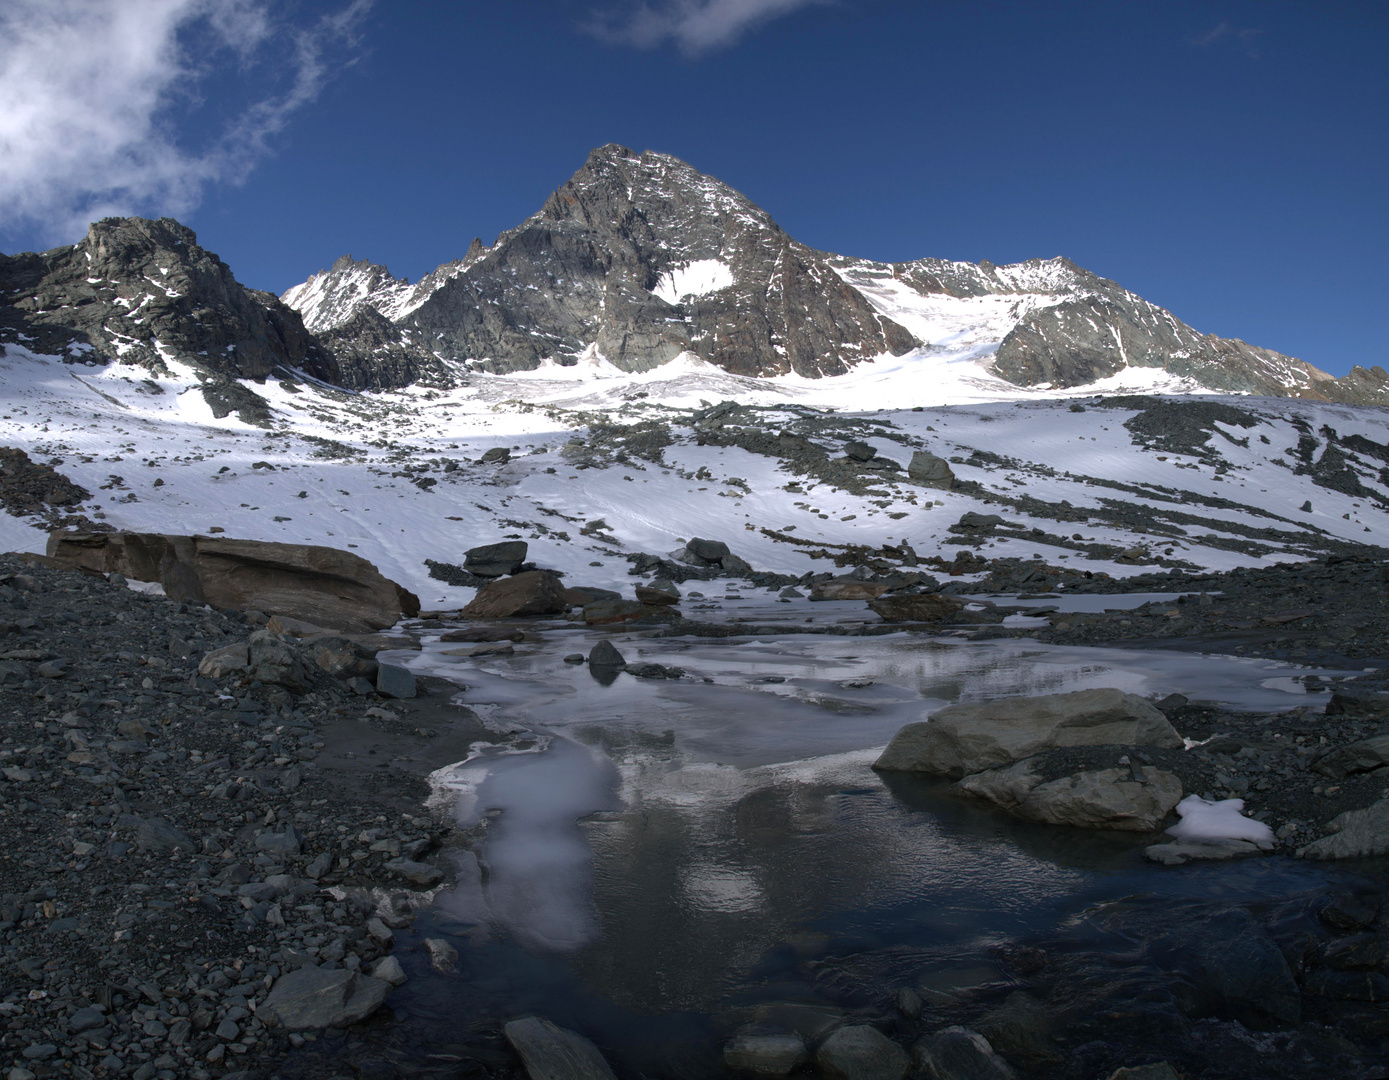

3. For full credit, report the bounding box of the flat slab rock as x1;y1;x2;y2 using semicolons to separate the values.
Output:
503;1017;618;1080
1144;837;1268;865
257;966;393;1031
874;688;1181;779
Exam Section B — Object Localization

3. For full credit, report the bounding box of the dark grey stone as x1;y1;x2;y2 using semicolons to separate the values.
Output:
465;540;528;577
376;663;417;699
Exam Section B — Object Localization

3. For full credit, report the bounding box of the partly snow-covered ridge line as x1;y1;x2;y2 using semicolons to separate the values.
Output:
0;342;1387;617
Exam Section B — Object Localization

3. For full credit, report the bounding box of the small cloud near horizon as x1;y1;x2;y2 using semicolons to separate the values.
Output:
0;0;371;247
1194;20;1264;57
584;0;831;55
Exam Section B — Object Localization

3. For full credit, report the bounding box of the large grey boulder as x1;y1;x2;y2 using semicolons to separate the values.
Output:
1311;734;1389;778
198;642;249;678
465;541;528;578
816;1025;909;1080
723;1033;809;1076
503;1016;618;1080
915;1026;1015;1080
907;451;955;489
248;629;310;692
956;759;1183;831
257;966;393;1031
1299;800;1389;860
873;689;1181;779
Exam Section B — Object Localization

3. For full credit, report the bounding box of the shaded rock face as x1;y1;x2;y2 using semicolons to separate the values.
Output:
0;217;336;385
991;279;1389;404
868;593;964;622
873;688;1181;779
289;144;917;380
956;758;1184;831
461;570;567;618
46;531;419;633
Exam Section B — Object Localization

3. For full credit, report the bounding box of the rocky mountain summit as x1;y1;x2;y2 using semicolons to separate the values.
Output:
3;145;1386;406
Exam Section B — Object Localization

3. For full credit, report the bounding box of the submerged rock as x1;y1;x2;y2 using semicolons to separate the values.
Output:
873;688;1181;779
913;1026;1015;1080
815;1025;908;1080
503;1016;618;1080
723;1033;808;1076
1143;837;1268;865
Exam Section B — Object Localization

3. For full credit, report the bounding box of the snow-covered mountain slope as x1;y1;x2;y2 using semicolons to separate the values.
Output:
1;344;1386;613
280;144;1389;405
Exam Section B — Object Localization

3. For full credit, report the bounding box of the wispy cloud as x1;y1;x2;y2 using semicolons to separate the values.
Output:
1193;20;1264;57
0;0;371;246
585;0;830;55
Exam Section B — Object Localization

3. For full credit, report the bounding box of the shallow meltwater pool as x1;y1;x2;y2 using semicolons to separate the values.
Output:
363;609;1375;1076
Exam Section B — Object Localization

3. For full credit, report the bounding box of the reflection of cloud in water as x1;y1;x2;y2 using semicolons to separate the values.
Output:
416;620;1353;994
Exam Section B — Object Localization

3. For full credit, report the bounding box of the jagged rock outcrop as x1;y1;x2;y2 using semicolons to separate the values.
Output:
0;217;336;385
290;144;918;378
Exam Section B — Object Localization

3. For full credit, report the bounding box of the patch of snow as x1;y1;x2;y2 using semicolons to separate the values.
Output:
652;260;734;304
1166;795;1275;846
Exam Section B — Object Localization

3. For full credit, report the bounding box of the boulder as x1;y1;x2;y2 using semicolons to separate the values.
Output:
257;966;392;1031
1299;799;1389;860
376;663;417;699
247;629;310;692
1324;691;1389;718
588;640;626;669
914;1026;1015;1080
480;447;511;465
723;1033;809;1076
1106;1066;1181;1080
816;1025;909;1080
462;571;567;618
464;541;528;578
868;593;965;622
873;688;1181;779
811;579;890;601
308;636;378;680
635;579;680;605
956;759;1183;831
1311;734;1389;778
198;642;248;679
582;599;678;625
907;451;955;489
686;537;731;565
844;440;877;462
46;531;419;633
503;1016;618;1080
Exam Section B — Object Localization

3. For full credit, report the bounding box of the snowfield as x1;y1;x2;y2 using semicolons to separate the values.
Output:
1;341;1387;611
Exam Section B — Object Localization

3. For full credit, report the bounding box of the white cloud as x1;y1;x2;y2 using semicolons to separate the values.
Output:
0;0;370;245
586;0;829;55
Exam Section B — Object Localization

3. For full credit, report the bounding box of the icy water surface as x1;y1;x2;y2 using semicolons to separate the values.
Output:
373;601;1371;1075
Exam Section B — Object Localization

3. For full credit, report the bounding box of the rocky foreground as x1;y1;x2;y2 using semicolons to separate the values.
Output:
2;541;1389;1080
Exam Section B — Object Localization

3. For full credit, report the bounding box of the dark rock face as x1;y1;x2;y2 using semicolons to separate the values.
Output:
0;217;336;384
292;144;917;379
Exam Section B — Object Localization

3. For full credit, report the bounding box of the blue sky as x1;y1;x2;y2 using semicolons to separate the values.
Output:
1;1;1386;377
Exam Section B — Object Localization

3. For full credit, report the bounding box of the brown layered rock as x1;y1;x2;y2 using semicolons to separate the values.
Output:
582;599;680;625
868;593;965;622
461;571;567;618
46;531;418;633
811;579;890;601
